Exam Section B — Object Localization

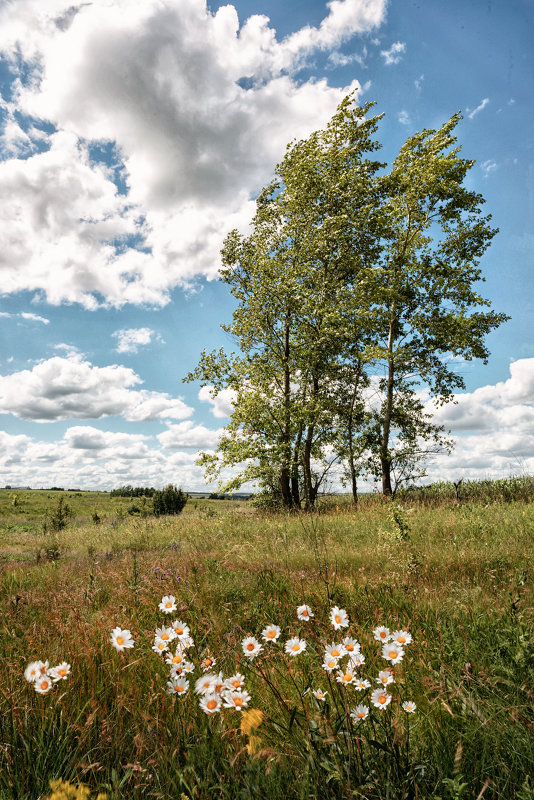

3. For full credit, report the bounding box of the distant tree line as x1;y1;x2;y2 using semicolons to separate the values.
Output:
110;485;157;497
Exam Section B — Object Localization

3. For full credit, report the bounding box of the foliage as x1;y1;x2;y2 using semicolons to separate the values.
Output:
110;485;156;497
187;95;507;506
152;484;188;516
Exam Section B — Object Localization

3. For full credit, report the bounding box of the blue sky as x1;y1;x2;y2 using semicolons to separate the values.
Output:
0;0;532;491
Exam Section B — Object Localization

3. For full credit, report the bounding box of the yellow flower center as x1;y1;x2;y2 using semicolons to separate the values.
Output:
232;680;241;688
204;658;213;666
331;649;340;657
346;644;354;652
175;685;183;692
173;655;182;664
175;627;183;635
328;661;335;669
116;636;124;646
335;615;341;624
234;697;243;706
358;712;366;718
378;695;386;704
398;636;406;643
343;674;352;682
380;631;387;638
162;633;170;640
165;602;172;608
158;644;165;650
41;681;49;690
207;700;217;710
302;609;308;616
267;631;276;638
389;650;398;659
58;669;66;677
247;643;255;651
292;644;300;652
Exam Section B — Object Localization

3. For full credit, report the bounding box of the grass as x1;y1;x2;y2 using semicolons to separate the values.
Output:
0;490;533;799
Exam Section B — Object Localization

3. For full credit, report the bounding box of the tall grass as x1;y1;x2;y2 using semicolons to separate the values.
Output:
0;494;533;799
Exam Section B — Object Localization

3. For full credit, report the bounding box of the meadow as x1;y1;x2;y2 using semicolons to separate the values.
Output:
0;486;532;800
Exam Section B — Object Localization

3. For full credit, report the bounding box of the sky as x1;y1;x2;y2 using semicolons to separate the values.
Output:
0;0;532;492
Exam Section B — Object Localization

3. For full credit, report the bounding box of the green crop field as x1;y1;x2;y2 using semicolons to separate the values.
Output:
0;487;533;799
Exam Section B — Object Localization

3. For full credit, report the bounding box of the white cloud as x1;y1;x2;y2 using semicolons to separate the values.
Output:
158;421;223;449
414;74;424;94
198;385;236;418
397;110;411;125
467;97;489;119
481;158;498;178
380;41;405;65
113;327;164;354
0;353;193;421
0;0;387;307
0;311;50;323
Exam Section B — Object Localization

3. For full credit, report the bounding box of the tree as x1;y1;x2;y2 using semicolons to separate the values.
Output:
152;485;188;516
365;114;508;494
186;96;385;509
186;96;508;505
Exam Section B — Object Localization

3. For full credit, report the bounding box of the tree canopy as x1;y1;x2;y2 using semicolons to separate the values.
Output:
185;93;508;508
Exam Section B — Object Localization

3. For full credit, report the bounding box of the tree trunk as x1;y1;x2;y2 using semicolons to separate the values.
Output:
280;311;294;509
303;375;319;511
381;319;395;497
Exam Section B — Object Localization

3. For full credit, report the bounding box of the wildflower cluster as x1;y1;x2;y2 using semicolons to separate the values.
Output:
24;659;71;695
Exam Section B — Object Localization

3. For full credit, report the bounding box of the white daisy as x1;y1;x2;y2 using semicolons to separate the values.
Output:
350;704;369;723
152;638;169;655
330;606;349;630
354;678;371;691
167;676;189;696
222;689;251;711
262;624;281;642
200;693;222;714
180;634;195;649
24;661;47;683
402;700;417;713
297;604;314;621
181;660;195;674
34;676;53;694
324;642;346;660
165;649;185;667
195;673;218;695
49;662;71;682
381;643;404;665
322;658;338;673
242;636;263;660
377;670;395;686
371;688;392;710
155;626;177;643
170;664;185;678
313;688;328;701
200;656;216;672
159;595;177;614
336;669;356;686
170;620;190;639
392;630;412;647
373;626;391;643
349;652;365;668
110;627;134;652
225;673;246;691
342;637;360;655
285;638;306;656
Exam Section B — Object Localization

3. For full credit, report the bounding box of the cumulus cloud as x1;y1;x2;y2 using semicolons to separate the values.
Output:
0;311;50;323
0;0;386;307
467;97;489;119
198;385;236;418
113;327;164;354
158;421;223;449
380;41;405;65
397;110;411;125
0;353;193;421
481;159;498;178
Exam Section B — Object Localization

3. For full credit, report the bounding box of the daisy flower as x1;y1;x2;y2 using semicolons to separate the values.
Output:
213;673;226;694
49;662;71;682
342;637;360;655
354;678;371;691
170;665;185;678
165;649;185;667
200;693;222;714
242;636;263;660
322;658;338;673
402;700;417;713
313;688;328;701
324;642;345;660
24;661;47;683
350;705;369;723
392;630;412;647
170;620;190;639
349;652;365;668
167;677;189;696
377;670;395;686
34;676;53;694
180;634;195;649
373;626;391;643
336;668;356;686
382;642;404;665
330;606;349;630
223;689;251;711
155;626;176;643
152;638;169;655
195;673;218;695
200;656;216;672
285;638;306;657
371;688;392;710
159;595;177;614
262;624;281;642
297;604;314;621
225;673;246;691
182;660;195;674
110;627;134;652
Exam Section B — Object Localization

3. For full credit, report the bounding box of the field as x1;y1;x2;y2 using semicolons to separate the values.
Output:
0;488;533;800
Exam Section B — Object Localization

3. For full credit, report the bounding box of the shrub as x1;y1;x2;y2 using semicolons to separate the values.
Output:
152;484;188;516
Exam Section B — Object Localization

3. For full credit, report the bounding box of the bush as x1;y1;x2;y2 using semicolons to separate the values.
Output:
152;484;188;516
